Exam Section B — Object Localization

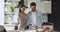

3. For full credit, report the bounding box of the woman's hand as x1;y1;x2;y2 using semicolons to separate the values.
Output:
24;12;30;22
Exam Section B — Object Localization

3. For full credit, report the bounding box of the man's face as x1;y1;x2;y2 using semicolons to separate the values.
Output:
30;5;36;11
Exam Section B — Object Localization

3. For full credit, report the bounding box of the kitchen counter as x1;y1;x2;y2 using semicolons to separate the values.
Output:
4;24;18;30
4;24;18;27
7;30;19;32
7;30;36;32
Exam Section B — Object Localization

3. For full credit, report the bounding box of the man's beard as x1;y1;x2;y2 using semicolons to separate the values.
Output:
32;9;36;12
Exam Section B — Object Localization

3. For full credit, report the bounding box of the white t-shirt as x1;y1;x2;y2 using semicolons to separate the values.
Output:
31;11;36;25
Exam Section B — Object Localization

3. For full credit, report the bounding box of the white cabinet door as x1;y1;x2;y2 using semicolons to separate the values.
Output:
41;1;51;14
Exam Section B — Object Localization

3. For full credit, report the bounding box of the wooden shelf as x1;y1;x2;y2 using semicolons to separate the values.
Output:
7;30;19;32
4;24;18;27
42;1;50;3
5;13;15;15
4;3;11;5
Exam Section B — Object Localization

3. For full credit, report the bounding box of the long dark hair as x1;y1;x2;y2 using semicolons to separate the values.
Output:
19;4;25;13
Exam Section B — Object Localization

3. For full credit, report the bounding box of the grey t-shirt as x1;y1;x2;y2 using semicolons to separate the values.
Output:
18;13;27;29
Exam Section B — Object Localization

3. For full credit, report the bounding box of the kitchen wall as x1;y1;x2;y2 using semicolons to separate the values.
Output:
0;0;4;25
4;0;51;24
0;0;51;30
48;0;60;31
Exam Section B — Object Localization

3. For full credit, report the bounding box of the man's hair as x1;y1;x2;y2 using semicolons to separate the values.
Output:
30;2;36;7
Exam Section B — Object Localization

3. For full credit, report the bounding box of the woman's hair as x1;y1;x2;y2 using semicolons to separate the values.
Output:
19;4;25;13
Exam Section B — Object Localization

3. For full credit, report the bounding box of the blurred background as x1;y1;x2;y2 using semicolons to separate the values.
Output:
4;0;51;24
4;0;52;32
0;0;60;32
3;0;60;32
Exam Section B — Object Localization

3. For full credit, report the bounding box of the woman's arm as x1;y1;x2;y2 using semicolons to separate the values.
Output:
24;12;30;22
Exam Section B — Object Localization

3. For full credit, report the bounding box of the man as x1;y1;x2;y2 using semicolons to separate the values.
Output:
27;2;43;29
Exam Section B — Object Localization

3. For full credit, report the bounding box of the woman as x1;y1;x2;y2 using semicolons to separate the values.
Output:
18;4;28;30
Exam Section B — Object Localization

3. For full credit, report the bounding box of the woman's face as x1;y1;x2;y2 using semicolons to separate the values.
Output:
21;6;25;13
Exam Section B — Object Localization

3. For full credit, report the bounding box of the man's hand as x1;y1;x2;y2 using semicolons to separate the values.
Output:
38;23;43;28
30;22;38;30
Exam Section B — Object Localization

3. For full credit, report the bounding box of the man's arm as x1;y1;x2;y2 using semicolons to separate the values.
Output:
38;11;43;28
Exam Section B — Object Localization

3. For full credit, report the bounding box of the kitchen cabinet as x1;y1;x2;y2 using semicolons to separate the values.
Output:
4;0;19;30
4;0;19;24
